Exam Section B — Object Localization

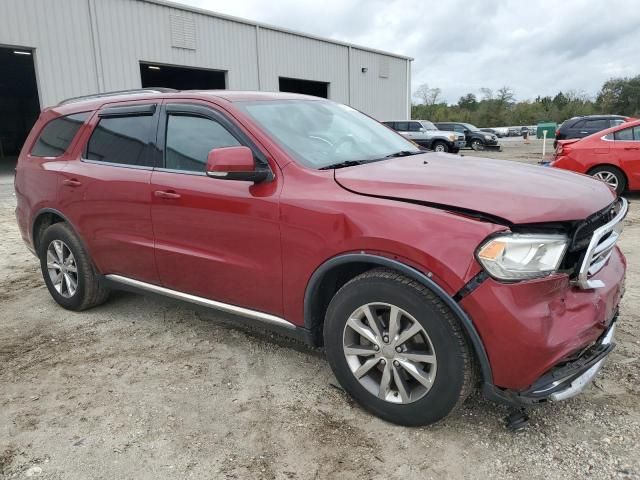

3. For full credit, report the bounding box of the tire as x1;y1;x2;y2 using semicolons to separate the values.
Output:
588;165;626;195
432;141;450;153
452;148;460;154
39;222;109;311
323;268;475;426
470;139;484;151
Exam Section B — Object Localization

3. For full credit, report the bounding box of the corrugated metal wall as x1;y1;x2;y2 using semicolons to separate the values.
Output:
0;0;410;118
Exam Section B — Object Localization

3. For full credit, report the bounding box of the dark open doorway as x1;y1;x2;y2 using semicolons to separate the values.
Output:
279;77;329;98
140;62;226;90
0;47;41;160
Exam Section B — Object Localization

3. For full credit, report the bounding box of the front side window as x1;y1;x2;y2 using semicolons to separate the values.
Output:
611;119;625;127
408;122;422;132
237;100;418;169
165;115;240;172
31;113;90;157
395;122;409;131
86;115;155;167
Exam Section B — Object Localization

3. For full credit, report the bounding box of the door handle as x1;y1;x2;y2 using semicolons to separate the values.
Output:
63;178;82;187
154;190;181;199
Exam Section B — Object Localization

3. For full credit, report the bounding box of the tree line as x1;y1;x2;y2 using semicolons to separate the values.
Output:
411;75;640;127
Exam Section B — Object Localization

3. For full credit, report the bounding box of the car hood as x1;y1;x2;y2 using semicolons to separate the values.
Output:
334;153;615;224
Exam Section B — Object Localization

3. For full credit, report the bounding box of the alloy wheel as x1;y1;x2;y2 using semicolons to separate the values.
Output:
342;303;437;404
592;170;619;190
434;144;446;153
46;239;78;298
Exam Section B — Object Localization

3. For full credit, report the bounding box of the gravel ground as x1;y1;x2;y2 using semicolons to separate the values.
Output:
1;141;639;480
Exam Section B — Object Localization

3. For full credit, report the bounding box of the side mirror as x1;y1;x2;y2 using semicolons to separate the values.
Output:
419;128;426;133
464;129;470;134
206;146;272;183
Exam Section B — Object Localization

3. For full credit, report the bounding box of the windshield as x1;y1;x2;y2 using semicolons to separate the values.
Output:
237;100;420;169
420;120;438;130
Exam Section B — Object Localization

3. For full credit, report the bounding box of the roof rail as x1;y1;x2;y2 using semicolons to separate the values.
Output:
57;88;178;106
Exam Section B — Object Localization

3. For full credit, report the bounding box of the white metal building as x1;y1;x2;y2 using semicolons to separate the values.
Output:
0;0;412;158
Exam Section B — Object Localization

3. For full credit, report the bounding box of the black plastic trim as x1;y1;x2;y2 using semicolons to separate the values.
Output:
304;253;493;384
99;103;157;117
453;270;489;302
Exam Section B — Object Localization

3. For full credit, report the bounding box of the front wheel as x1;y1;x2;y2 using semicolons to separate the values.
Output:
431;141;450;153
589;165;626;195
323;269;475;426
470;139;484;151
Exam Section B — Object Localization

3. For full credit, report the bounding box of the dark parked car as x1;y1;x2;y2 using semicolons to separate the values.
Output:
15;89;626;427
554;115;631;148
436;122;500;150
480;128;503;138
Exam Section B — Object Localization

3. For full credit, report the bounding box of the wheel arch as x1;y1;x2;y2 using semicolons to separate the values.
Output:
586;163;628;181
303;253;493;384
31;208;90;259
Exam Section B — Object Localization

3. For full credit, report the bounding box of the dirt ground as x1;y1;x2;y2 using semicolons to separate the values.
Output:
1;139;639;480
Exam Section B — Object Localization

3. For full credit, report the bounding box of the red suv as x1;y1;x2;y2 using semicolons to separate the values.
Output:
15;90;627;426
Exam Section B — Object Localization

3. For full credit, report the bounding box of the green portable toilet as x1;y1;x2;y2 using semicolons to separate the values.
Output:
536;122;557;139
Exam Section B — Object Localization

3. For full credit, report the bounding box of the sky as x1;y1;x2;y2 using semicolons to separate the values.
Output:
172;0;640;105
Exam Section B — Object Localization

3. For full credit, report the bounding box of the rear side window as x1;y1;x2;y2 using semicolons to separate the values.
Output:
585;119;609;130
165;114;240;172
31;113;90;157
86;115;155;167
614;127;638;141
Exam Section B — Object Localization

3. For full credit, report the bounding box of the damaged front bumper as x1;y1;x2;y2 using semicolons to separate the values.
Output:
485;315;617;406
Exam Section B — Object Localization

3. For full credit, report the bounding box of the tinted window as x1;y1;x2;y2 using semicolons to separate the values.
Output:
395;122;409;131
165;115;240;172
408;122;422;132
31;113;89;157
585;119;609;130
572;120;585;128
86;115;154;166
611;119;625;127
614;127;634;141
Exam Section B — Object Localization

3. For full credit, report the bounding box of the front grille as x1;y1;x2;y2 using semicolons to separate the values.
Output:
572;198;627;289
457;135;465;141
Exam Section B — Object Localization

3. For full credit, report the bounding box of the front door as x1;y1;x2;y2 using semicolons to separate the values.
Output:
150;102;283;316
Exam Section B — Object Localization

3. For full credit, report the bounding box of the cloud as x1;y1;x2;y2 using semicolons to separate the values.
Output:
172;0;640;104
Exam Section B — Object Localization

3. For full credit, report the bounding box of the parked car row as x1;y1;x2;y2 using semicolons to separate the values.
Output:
382;120;465;153
553;115;631;148
383;120;501;152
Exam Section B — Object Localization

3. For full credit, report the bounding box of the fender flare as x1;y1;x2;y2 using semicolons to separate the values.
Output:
304;253;493;384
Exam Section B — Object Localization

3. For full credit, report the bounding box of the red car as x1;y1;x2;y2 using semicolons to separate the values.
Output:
15;90;627;427
552;118;640;194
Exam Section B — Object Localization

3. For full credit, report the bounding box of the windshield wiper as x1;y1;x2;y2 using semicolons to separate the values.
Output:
384;150;423;158
319;160;370;170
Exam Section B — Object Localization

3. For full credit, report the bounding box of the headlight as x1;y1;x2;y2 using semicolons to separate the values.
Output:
484;134;492;140
476;233;568;280
448;134;456;141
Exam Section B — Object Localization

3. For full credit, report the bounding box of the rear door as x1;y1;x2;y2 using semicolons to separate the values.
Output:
613;125;640;188
149;101;283;315
58;102;160;284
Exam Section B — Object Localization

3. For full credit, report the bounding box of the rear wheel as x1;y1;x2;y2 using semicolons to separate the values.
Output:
39;223;109;311
589;165;626;195
432;141;449;153
323;268;474;426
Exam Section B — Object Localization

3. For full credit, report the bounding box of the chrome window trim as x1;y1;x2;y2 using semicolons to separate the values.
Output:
106;274;296;330
80;158;155;170
574;197;628;289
